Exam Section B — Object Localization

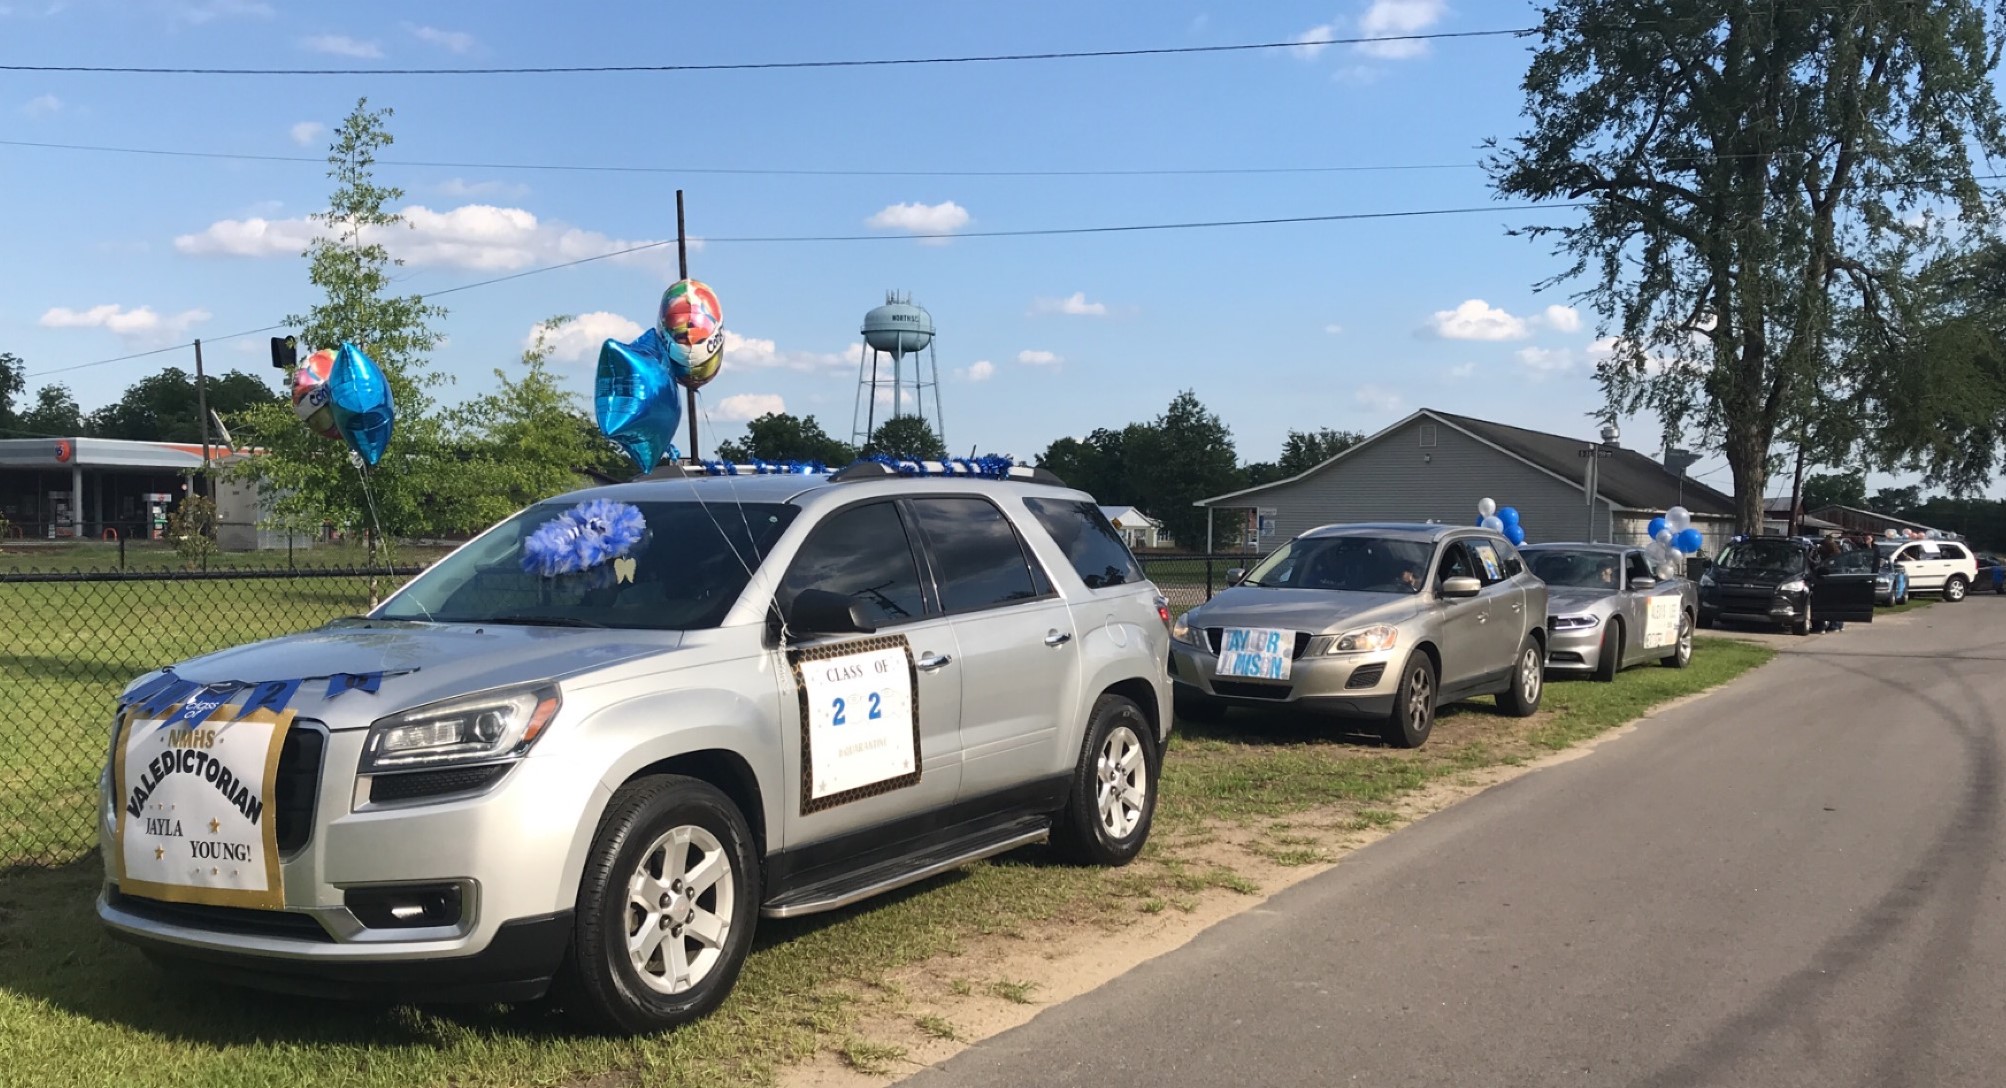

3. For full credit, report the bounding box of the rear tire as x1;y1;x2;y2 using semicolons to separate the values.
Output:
1944;575;1968;602
1660;611;1694;669
1793;602;1813;636
1495;637;1545;718
1592;621;1623;683
556;775;760;1036
1379;653;1437;749
1053;694;1159;866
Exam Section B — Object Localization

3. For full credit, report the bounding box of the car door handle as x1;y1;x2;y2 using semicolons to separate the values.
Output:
917;653;953;672
1044;631;1073;647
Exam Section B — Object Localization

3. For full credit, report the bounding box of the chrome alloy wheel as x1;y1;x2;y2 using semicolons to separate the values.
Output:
1676;614;1694;665
1518;646;1543;705
1096;725;1148;840
626;825;735;995
1407;664;1434;734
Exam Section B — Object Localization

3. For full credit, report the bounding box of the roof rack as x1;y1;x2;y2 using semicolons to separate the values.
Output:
827;456;1068;487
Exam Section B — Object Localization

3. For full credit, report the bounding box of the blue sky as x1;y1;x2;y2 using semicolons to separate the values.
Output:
0;0;1855;499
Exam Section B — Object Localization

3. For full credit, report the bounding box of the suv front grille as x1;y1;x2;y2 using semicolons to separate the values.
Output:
107;884;333;942
1204;629;1312;659
273;725;326;854
1211;680;1292;701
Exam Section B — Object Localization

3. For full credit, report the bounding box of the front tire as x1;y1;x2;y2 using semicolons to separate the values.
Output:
558;775;760;1035
1793;601;1813;636
1661;611;1694;669
1380;653;1437;748
1496;637;1545;717
1053;694;1159;866
1944;575;1968;602
1592;620;1623;682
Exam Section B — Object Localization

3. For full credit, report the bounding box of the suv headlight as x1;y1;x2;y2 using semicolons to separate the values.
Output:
1698;571;1716;588
1171;612;1204;647
1551;614;1601;630
1324;625;1398;654
1778;579;1808;594
361;684;561;774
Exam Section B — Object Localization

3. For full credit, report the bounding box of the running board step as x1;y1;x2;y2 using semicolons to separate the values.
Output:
761;818;1050;919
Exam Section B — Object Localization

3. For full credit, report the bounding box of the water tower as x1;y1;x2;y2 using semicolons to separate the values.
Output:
852;291;945;450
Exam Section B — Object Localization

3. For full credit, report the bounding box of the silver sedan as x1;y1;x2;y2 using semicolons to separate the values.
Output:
1520;543;1698;681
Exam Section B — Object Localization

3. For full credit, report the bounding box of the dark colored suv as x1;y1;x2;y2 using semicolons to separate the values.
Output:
1697;536;1877;635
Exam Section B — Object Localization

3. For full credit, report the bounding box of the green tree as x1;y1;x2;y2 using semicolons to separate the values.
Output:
1868;485;1924;516
1120;390;1239;550
230;98;450;547
1488;1;2006;532
1241;461;1283;489
1277;427;1363;477
441;318;631;530
1036;427;1129;501
0;352;23;431
166;494;219;566
1801;471;1867;511
89;368;278;442
864;415;948;461
19;384;84;436
714;411;855;465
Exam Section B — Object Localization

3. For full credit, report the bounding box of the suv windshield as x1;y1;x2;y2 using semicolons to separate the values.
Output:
377;499;800;629
1242;536;1434;594
1715;539;1807;576
1524;549;1621;590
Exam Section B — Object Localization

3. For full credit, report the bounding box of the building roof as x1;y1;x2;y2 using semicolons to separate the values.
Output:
1098;505;1160;529
0;436;229;471
1805;504;1941;534
1197;409;1738;516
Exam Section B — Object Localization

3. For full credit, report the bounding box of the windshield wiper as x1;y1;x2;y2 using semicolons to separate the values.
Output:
459;615;611;629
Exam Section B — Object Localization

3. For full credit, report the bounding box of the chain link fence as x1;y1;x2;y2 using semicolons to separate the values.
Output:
1;553;1234;871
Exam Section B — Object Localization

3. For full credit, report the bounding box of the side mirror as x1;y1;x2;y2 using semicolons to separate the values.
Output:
1225;568;1248;587
1630;577;1657;591
786;589;878;636
1439;576;1482;599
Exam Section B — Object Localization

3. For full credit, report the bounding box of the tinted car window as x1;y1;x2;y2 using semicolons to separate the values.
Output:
1435;543;1476;584
1524;548;1620;589
1820;548;1876;574
1245;536;1433;594
1022;498;1144;590
1941;543;1971;561
1716;539;1808;575
1625;552;1656;585
1466;540;1507;585
910;497;1041;613
778;501;926;627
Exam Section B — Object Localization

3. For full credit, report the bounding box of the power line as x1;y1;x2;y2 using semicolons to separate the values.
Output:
20;200;1584;380
0;138;1479;178
0;28;1533;76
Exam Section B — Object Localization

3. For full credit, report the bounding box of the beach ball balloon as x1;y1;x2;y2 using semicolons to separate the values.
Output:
290;349;340;440
658;278;725;387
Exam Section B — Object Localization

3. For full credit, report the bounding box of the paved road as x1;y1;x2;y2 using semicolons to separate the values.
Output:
906;602;2006;1088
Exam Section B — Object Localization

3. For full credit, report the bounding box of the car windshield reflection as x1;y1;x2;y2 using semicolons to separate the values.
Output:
1715;540;1807;576
1241;537;1434;595
1524;549;1620;590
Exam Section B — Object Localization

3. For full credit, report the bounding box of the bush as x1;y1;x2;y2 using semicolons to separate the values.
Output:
167;494;218;566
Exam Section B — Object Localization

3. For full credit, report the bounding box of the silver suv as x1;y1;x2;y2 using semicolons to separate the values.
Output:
1168;523;1548;747
96;461;1171;1033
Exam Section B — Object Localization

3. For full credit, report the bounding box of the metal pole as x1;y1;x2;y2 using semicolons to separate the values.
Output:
193;338;211;497
1206;507;1214;554
1585;444;1598;542
1786;441;1807;537
676;190;697;465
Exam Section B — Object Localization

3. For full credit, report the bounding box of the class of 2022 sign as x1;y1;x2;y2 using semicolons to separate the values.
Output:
114;700;294;910
790;634;921;815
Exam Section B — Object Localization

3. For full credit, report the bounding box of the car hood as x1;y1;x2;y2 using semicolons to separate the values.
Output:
1188;587;1423;635
125;621;683;730
1546;588;1618;617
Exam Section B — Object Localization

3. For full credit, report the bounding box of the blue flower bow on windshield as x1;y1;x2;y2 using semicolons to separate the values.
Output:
521;499;647;578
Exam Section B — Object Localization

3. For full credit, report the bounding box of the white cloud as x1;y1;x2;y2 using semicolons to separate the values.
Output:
1292;22;1336;59
529;312;645;364
1017;349;1062;367
406;24;474;53
174;203;664;272
1030;291;1108;317
1354;384;1405;413
866;200;971;241
289;121;325;147
170;0;272;23
1357;0;1447;59
1447;362;1476;378
301;34;382;59
1536;304;1582;333
1428;299;1531;341
959;360;996;382
20;93;61;117
437;177;529;199
710;393;787;423
721;330;863;374
1514;346;1577;378
1324;323;1345;335
40;303;211;342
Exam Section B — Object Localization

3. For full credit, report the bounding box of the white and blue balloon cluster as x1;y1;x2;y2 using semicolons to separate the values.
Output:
1475;496;1528;546
1644;505;1703;577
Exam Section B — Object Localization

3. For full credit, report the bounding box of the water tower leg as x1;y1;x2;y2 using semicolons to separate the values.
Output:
891;349;903;419
928;343;946;452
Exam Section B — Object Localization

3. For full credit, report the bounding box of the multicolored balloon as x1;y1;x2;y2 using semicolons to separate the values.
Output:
596;328;684;473
658;278;725;390
327;342;395;467
290;349;340;441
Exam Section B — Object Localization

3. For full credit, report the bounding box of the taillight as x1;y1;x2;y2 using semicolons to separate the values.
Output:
1154;594;1172;625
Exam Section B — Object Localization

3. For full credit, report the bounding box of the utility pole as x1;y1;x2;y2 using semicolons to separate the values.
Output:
677;189;697;465
1786;440;1807;538
193;338;211;498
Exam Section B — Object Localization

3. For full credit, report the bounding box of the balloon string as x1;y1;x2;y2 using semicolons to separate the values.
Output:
353;458;390;570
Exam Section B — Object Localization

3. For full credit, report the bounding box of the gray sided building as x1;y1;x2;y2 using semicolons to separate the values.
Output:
1196;409;1737;555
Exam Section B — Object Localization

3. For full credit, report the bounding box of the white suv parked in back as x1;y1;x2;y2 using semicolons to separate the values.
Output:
1881;539;1979;601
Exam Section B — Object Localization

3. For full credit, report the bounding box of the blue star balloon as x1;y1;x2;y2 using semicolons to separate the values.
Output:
327;342;395;467
596;328;684;474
